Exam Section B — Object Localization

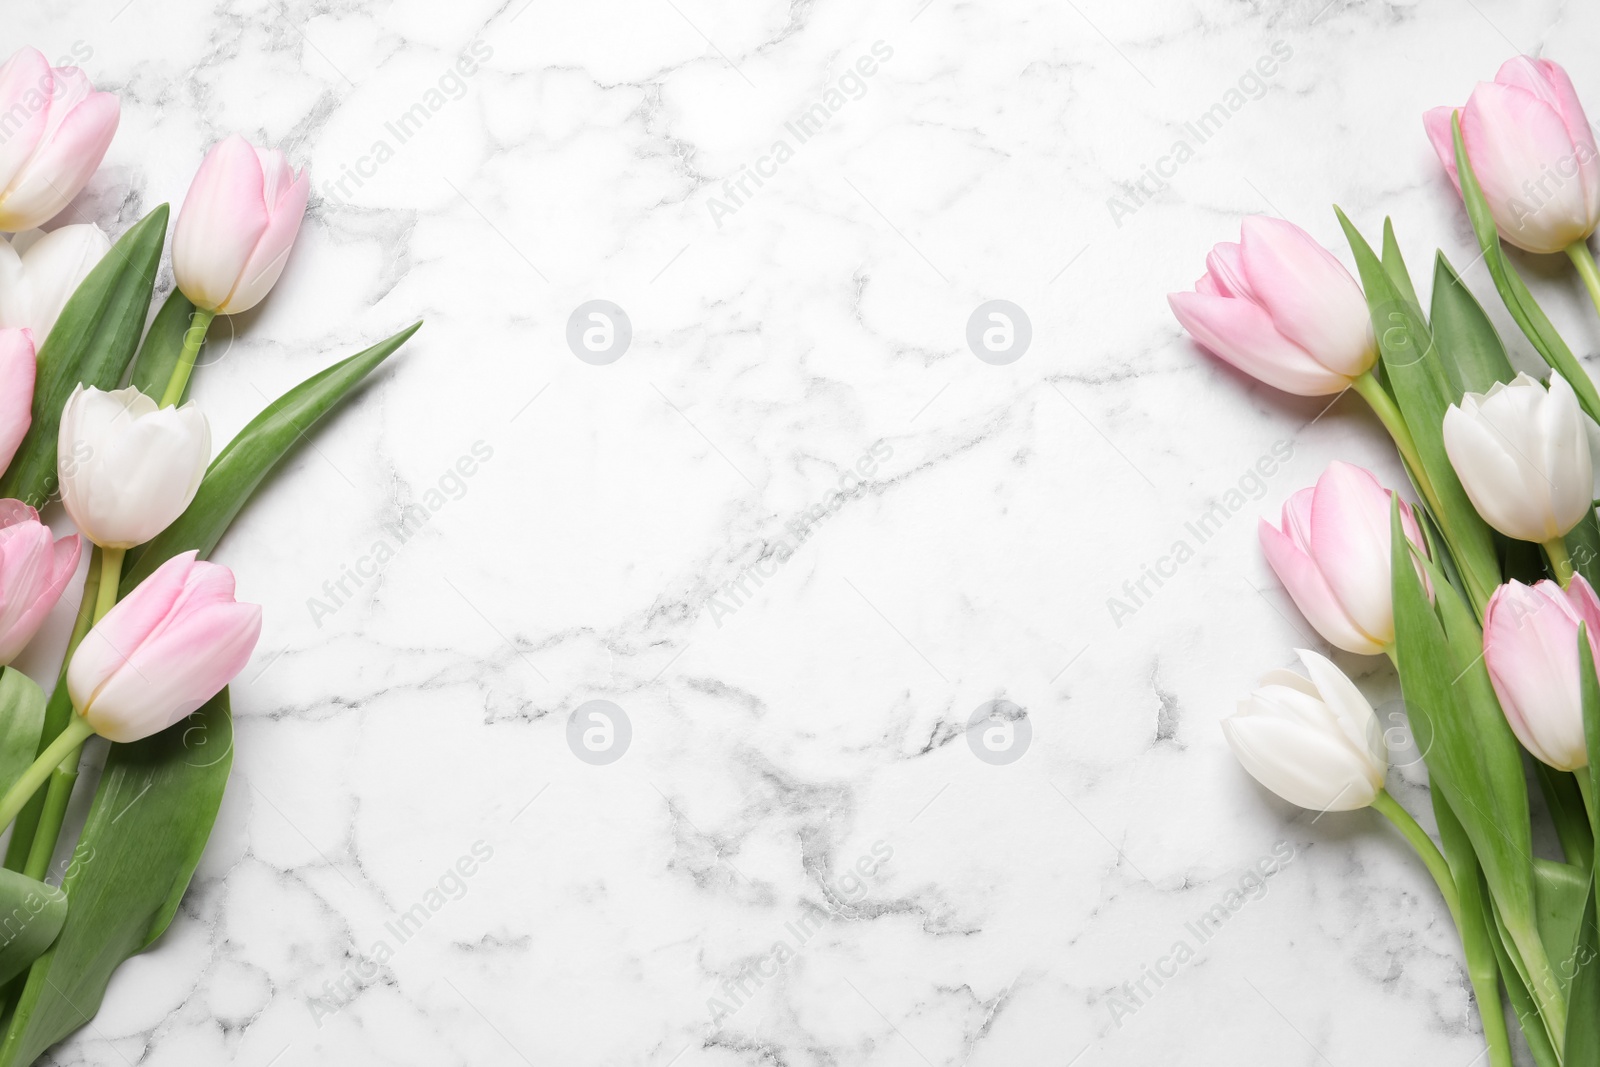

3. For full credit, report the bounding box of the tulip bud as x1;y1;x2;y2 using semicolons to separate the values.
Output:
172;135;310;315
67;551;260;743
1260;462;1429;655
1168;215;1377;396
0;329;34;475
57;385;210;549
1442;372;1592;544
0;224;109;340
0;48;119;232
1222;649;1387;811
0;500;79;664
1483;574;1600;770
1425;57;1600;254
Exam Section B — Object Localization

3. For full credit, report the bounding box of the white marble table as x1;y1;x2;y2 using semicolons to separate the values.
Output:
10;0;1593;1063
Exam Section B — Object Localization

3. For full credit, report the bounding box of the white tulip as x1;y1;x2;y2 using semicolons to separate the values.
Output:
57;386;210;549
1443;372;1593;544
0;225;110;341
1222;649;1387;811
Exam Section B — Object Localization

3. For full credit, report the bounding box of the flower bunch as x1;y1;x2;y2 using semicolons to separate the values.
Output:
1173;54;1600;1066
0;46;419;1065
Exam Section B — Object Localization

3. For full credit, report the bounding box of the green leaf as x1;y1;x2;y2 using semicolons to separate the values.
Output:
1451;112;1600;422
0;670;44;797
0;693;232;1067
1391;502;1559;1033
126;288;198;403
0;206;168;507
0;870;64;990
1534;858;1590;1000
123;321;422;591
1491;895;1563;1067
1429;250;1515;396
1564;872;1600;1066
1381;218;1425;321
1338;208;1501;614
1432;787;1515;1065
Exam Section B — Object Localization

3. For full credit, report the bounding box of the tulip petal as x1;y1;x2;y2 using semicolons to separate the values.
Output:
0;49;52;196
1461;80;1595;253
172;135;271;312
1168;290;1350;396
220;167;309;314
1309;462;1399;646
1238;216;1375;378
0;92;119;232
1260;517;1382;654
0;329;34;475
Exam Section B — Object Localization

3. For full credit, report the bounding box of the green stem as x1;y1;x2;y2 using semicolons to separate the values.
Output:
1371;789;1462;925
18;548;125;879
0;718;92;834
1566;240;1600;322
158;307;215;408
93;547;123;624
4;549;100;875
1543;536;1574;587
1350;372;1441;517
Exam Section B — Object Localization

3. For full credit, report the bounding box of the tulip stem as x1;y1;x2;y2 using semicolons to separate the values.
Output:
1566;240;1600;322
1371;789;1461;925
93;547;123;623
0;718;93;836
159;308;215;408
1543;536;1574;587
1350;373;1440;517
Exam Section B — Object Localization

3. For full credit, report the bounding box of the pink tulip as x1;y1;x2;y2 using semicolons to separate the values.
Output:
1425;57;1600;254
1483;575;1600;771
0;329;33;473
1260;462;1428;655
1168;216;1377;396
67;551;261;743
0;500;79;664
172;135;310;315
0;47;119;232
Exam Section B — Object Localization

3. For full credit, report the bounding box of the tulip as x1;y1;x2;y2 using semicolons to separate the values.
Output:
1222;648;1387;811
0;500;79;664
0;329;34;474
1442;373;1592;571
1260;462;1428;656
1483;574;1600;771
66;551;260;744
57;385;209;550
0;47;120;232
1168;215;1377;396
1424;57;1600;255
0;224;109;339
172;135;310;316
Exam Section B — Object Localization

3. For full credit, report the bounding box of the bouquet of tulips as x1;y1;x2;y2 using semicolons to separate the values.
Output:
0;47;418;1063
1170;56;1600;1066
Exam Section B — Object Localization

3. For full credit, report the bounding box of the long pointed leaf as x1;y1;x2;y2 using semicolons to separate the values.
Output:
123;322;421;590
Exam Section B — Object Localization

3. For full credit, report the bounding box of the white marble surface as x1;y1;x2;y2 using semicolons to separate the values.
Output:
10;0;1600;1063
